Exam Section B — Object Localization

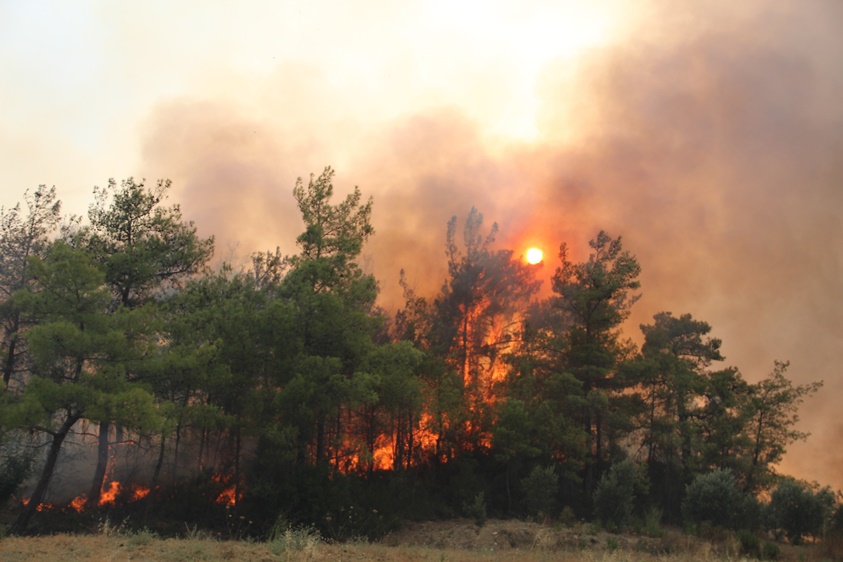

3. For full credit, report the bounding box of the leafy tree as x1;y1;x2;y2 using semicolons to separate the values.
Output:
0;186;62;390
83;177;214;309
8;242;159;532
631;312;724;517
696;367;752;477
521;465;559;518
741;361;822;493
767;478;836;544
77;177;213;505
682;469;758;531
551;231;641;495
269;168;380;469
353;341;425;473
593;459;649;530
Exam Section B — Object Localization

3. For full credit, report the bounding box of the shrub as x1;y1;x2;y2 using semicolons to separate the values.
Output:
761;541;780;560
640;507;665;538
463;492;487;526
0;437;34;504
682;469;757;531
521;465;559;518
737;529;760;559
593;459;649;530
766;478;835;544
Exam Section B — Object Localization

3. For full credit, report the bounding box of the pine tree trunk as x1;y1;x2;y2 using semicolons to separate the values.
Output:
151;431;166;487
87;421;110;507
2;313;21;388
12;412;80;533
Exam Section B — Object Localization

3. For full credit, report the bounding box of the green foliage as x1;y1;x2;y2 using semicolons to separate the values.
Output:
639;507;665;538
741;362;822;493
0;432;34;503
84;177;214;308
551;231;642;497
766;478;836;544
682;469;757;531
593;459;649;530
737;529;761;559
0;178;833;541
463;492;487;526
521;465;559;518
761;540;781;560
0;185;62;389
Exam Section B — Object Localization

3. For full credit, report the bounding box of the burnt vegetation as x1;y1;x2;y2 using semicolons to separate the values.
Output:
1;171;841;552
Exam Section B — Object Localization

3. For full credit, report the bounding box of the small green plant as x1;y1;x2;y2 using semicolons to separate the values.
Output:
640;506;664;537
607;537;620;551
127;527;156;546
761;540;781;560
269;516;322;560
558;505;576;527
463;492;487;526
737;529;761;559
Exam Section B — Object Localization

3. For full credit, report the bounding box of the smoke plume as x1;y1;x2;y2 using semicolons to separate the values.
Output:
139;1;843;489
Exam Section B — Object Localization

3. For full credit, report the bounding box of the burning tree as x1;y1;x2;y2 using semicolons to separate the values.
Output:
424;208;540;457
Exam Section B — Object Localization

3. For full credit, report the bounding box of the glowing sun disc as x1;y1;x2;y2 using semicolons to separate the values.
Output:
526;247;543;264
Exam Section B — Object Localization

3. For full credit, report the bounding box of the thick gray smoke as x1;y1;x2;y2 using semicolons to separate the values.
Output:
140;1;843;489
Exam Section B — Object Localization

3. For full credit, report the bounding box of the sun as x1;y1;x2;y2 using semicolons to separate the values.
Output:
526;247;543;265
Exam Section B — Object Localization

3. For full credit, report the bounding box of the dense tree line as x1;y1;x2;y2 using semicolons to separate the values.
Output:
0;171;838;543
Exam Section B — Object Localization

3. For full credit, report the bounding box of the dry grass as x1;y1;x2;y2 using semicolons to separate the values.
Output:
0;535;730;562
0;519;836;562
0;533;740;562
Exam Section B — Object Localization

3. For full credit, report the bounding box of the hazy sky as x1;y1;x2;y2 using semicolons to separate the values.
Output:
2;1;842;489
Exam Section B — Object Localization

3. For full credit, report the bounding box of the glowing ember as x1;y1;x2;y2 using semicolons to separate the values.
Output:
21;498;55;512
526;247;543;264
69;495;87;512
129;484;151;501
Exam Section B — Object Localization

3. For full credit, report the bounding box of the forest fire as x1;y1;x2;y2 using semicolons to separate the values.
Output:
211;474;242;507
20;498;56;512
62;482;153;512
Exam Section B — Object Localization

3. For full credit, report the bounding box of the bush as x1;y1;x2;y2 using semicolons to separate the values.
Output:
766;479;835;544
761;541;780;560
462;492;487;526
682;469;757;531
737;529;760;559
0;436;34;504
593;459;649;530
521;465;559;518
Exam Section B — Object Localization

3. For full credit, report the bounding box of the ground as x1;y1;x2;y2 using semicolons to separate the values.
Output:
0;518;838;561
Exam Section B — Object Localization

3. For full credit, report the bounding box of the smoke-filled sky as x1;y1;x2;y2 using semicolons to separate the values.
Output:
2;1;842;489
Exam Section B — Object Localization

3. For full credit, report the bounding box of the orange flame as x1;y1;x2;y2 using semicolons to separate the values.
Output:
129;484;151;501
20;498;56;512
99;481;120;506
62;482;152;512
211;474;242;507
69;495;87;512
